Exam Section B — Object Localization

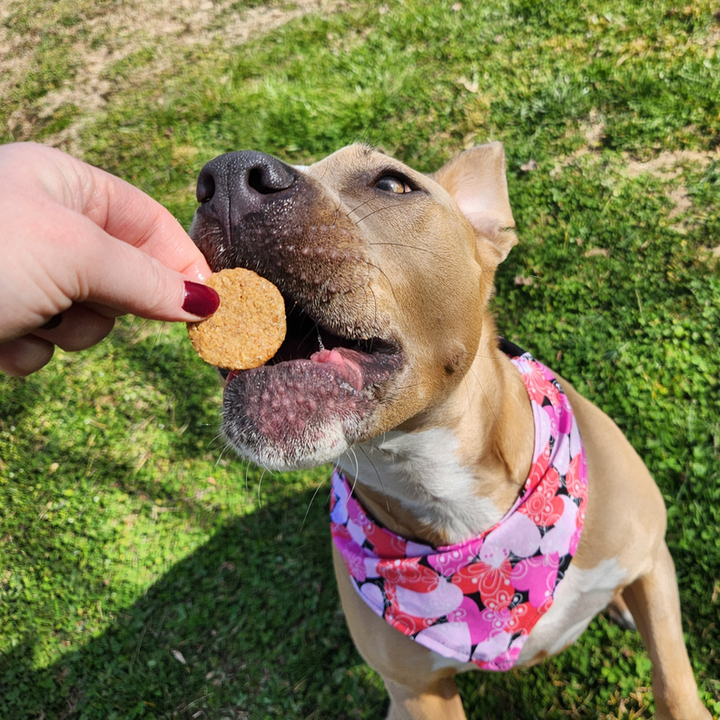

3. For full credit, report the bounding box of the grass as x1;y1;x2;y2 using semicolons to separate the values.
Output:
1;0;719;717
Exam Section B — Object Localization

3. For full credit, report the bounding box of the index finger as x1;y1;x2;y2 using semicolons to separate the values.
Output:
88;169;212;279
33;143;212;280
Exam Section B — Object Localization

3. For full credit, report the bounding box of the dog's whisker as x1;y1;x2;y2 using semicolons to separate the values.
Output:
460;365;474;410
348;446;361;483
354;202;408;225
358;262;382;343
358;444;390;513
367;241;444;259
244;459;251;493
213;442;232;469
347;198;374;217
468;350;504;360
361;258;399;305
339;447;363;501
457;347;526;420
316;162;329;182
257;467;267;507
207;431;228;450
301;477;327;533
468;364;499;424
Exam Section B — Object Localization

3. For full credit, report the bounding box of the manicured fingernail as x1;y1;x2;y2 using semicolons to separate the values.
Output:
183;281;220;317
41;314;63;330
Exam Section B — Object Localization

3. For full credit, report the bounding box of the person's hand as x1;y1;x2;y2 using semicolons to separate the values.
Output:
0;142;219;376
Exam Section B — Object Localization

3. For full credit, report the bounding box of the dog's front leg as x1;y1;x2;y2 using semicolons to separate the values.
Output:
333;546;468;720
384;676;465;720
623;541;711;720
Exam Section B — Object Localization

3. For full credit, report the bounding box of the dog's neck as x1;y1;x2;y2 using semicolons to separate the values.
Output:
336;330;535;546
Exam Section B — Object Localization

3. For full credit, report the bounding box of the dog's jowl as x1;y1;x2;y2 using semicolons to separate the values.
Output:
191;143;711;720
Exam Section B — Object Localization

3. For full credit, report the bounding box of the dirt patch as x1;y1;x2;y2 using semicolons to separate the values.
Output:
549;109;605;174
0;0;344;153
551;108;718;180
579;108;606;151
622;149;719;232
549;111;719;230
624;149;717;178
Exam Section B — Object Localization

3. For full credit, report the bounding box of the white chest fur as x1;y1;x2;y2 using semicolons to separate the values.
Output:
422;559;629;673
514;557;629;664
337;428;504;545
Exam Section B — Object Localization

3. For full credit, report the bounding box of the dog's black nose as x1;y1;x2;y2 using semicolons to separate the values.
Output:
196;150;296;216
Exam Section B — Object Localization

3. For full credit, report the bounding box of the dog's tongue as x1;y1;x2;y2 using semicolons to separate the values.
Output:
310;348;364;391
225;348;365;391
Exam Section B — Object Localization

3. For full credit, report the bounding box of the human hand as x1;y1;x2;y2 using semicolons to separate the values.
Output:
0;142;218;376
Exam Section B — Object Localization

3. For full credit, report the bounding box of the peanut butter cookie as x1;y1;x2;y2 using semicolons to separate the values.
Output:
187;268;286;370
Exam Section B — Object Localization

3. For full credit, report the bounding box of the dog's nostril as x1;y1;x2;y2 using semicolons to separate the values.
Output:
248;168;268;194
196;170;216;204
247;164;295;195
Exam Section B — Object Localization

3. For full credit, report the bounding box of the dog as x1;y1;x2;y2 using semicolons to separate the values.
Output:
189;143;711;720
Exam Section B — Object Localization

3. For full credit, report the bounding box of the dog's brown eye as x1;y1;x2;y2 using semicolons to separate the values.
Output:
374;176;412;194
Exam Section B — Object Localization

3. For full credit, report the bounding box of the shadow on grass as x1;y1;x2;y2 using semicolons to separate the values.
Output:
0;484;389;720
0;477;658;720
1;475;601;720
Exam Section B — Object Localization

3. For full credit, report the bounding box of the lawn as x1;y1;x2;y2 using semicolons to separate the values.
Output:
1;0;719;718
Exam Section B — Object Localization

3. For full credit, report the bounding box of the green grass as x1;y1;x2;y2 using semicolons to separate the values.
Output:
1;0;719;717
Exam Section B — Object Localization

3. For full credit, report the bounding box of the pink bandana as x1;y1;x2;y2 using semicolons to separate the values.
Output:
331;349;588;671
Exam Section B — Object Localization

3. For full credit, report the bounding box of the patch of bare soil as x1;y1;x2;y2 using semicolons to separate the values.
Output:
623;149;719;232
0;0;344;153
624;149;717;178
549;110;719;238
548;108;606;174
699;244;720;266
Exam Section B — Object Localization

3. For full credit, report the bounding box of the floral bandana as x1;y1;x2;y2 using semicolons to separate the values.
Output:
330;347;588;671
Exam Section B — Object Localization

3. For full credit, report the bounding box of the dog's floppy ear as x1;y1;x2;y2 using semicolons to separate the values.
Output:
432;142;517;262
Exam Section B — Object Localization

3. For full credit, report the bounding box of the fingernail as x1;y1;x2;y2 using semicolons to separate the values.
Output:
183;281;220;317
41;314;63;330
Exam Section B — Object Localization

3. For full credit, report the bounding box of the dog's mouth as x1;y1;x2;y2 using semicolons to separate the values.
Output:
218;288;403;469
222;300;400;390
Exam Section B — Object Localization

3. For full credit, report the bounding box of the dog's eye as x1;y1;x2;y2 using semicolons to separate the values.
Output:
374;176;412;194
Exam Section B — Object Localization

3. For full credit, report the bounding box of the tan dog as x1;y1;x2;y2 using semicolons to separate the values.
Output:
190;143;710;720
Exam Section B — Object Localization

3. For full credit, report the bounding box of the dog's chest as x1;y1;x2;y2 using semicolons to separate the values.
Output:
338;428;504;545
420;557;629;672
514;557;629;664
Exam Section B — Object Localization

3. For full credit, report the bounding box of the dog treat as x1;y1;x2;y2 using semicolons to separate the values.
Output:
187;268;286;370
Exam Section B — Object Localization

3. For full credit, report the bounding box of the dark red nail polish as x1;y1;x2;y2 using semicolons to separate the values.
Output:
41;313;63;330
183;281;220;317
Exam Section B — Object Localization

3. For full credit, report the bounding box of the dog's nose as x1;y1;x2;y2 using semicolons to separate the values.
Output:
196;150;296;217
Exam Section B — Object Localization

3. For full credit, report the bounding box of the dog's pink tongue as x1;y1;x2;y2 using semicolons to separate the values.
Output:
311;348;364;391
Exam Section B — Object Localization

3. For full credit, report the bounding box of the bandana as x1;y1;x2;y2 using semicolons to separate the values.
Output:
330;347;588;671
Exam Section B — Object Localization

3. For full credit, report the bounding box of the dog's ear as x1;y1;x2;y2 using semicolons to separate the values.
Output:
432;142;517;262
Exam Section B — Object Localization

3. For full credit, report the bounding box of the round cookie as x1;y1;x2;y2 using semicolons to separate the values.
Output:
187;268;286;370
